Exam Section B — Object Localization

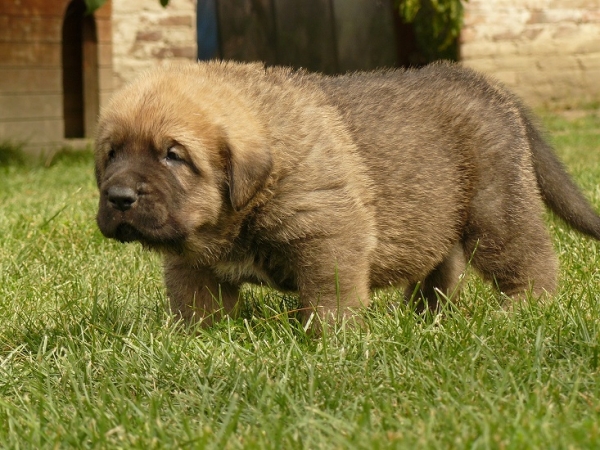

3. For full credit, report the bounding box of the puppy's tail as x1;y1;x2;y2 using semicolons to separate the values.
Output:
525;112;600;240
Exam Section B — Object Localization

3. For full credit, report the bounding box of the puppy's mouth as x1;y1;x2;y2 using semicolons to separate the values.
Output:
96;171;190;250
97;212;188;252
114;223;144;243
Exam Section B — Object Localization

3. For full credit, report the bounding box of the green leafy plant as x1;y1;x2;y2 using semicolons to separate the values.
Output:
396;0;468;62
84;0;169;14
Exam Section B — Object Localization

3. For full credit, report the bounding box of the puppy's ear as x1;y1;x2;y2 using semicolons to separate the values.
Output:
222;133;273;211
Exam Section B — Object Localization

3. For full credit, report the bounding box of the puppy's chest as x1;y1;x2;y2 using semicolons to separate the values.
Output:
212;246;296;291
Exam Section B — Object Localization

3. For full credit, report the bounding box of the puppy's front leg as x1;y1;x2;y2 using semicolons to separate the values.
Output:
294;241;372;326
163;256;240;326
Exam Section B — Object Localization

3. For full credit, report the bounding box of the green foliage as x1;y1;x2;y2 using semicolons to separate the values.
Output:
84;0;169;14
83;0;106;14
396;0;468;62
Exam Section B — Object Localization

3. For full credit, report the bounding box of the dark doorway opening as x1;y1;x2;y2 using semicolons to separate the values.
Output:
62;0;99;138
210;0;460;74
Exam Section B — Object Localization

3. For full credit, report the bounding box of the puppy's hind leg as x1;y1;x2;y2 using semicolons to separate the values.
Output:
405;242;467;312
465;215;558;303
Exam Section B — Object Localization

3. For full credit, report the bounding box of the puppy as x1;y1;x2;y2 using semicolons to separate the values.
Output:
95;60;600;325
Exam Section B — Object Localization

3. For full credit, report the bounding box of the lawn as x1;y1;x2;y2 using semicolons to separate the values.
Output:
1;111;600;448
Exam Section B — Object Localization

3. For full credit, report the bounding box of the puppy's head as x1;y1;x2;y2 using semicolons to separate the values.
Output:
94;64;272;254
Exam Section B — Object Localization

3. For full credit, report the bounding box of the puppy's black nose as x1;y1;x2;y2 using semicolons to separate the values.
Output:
107;186;137;211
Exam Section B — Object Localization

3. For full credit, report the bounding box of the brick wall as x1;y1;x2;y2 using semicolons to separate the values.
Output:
111;0;196;90
110;1;600;109
461;0;600;108
4;0;594;154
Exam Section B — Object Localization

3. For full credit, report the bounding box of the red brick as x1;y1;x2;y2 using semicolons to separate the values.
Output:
0;0;68;16
152;46;196;59
156;15;193;27
0;42;60;66
136;30;163;42
0;15;62;42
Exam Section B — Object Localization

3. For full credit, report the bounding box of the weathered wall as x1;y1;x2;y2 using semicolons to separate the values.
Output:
2;1;597;154
111;0;197;90
461;0;600;108
110;0;600;108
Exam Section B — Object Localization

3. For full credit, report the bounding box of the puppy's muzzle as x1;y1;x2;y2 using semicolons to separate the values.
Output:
107;185;138;211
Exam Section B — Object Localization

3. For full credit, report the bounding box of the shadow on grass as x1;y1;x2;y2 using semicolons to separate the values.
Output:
0;141;27;167
44;147;94;167
0;140;94;168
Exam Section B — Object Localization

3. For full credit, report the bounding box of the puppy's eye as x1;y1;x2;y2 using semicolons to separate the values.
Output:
164;146;186;165
166;148;182;162
107;149;116;161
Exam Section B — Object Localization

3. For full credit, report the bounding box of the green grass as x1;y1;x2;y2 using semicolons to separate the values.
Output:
1;112;600;449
